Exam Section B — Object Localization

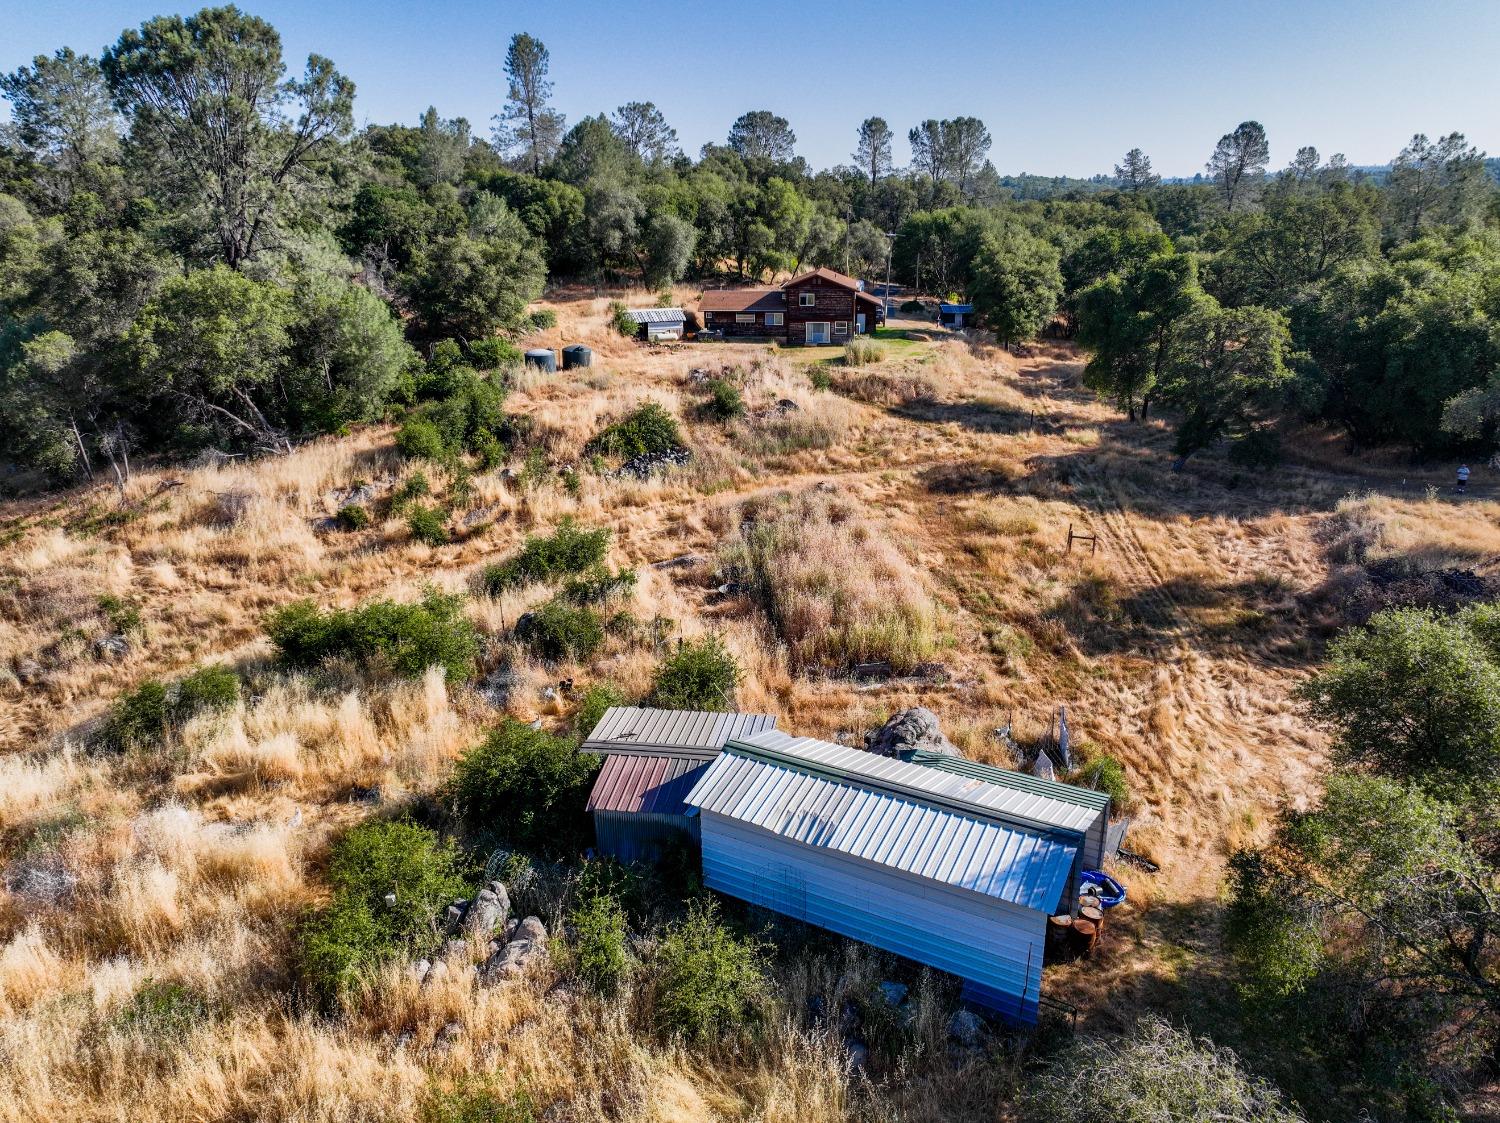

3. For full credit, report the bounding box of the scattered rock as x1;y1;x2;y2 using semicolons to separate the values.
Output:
878;981;907;1007
1031;751;1057;782
686;367;713;384
93;634;130;660
852;661;892;682
442;937;469;960
844;1038;870;1073
479;669;521;709
540;686;557;702
865;707;962;759
652;553;704;570
15;659;44;686
775;398;799;413
514;915;547;943
948;1009;984;1048
347;784;382;804
412;958;431;984
461;884;511;939
612;447;692;480
434;1021;463;1048
478;915;549;985
424;960;450;988
382;892;397;908
3;853;77;905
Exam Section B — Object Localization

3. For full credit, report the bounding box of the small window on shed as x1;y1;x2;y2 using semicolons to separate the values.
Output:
834;321;849;335
765;312;783;326
735;313;755;324
799;292;816;307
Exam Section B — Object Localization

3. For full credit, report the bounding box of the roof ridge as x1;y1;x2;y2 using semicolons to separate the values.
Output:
908;750;1111;811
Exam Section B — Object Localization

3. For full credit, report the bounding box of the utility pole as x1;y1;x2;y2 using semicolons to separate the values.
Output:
844;208;852;275
883;232;895;323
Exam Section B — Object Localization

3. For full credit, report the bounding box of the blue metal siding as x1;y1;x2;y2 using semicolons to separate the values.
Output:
593;810;698;864
701;812;1046;1022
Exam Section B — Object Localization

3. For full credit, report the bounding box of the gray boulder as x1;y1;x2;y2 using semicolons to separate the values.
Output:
865;707;962;759
948;1008;984;1048
478;915;549;985
461;883;510;938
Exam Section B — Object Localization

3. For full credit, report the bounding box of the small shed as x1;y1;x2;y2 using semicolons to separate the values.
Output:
624;308;686;342
581;707;777;862
685;730;1097;1023
938;303;974;329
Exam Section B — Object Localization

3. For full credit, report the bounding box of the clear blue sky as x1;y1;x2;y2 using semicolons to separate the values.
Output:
4;0;1498;177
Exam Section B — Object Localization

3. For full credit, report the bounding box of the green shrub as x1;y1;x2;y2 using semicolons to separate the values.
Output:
449;719;599;852
560;565;637;605
567;893;630;997
396;417;447;461
529;309;558;331
1227;427;1283;470
607;300;636;337
650;635;740;711
572;681;626;739
421;1079;537;1123
98;664;240;752
266;590;479;681
479;520;611;593
336;503;371;530
1074;752;1129;811
115;979;211;1039
297;819;467;1002
176;664;241;716
652;899;768;1044
391;471;431;510
406;504;451;546
517;599;605;662
701;378;746;422
809;368;833;392
843;338;882;367
900;299;925;314
98;594;144;636
585;403;683;460
467;338;522;370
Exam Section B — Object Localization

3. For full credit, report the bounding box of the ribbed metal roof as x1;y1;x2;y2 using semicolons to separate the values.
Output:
586;753;708;815
582;707;778;760
685;731;1080;912
624;308;686;325
908;751;1111;814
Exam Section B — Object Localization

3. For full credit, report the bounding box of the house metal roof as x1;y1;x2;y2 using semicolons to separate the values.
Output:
699;288;787;314
940;303;974;314
684;730;1082;912
786;266;863;290
624;308;686;325
908;750;1111;814
582;706;778;760
586;753;709;815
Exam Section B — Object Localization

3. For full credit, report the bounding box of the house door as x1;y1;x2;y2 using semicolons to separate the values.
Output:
856;313;867;334
805;322;831;345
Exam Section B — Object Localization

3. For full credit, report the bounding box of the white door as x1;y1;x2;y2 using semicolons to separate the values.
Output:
856;313;867;333
805;322;831;345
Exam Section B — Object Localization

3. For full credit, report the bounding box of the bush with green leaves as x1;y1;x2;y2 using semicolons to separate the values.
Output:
449;718;599;852
1073;751;1129;811
1021;1015;1305;1123
479;520;611;593
607;300;636;337
336;503;371;530
700;378;746;421
97;594;144;636
421;1080;537;1123
651;899;768;1044
808;368;833;392
396;417;447;461
467;337;522;371
650;635;741;711
114;979;212;1040
1227;426;1283;469
391;470;431;510
516;599;606;662
297;819;467;1002
98;664;240;752
572;681;626;739
406;503;450;546
560;565;637;605
266;590;479;681
566;893;630;997
529;308;557;332
396;369;512;465
584;403;684;460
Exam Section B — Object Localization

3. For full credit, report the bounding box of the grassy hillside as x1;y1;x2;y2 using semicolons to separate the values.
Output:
3;291;1498;1121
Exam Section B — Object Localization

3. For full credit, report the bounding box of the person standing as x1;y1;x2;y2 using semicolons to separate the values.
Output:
1457;463;1471;494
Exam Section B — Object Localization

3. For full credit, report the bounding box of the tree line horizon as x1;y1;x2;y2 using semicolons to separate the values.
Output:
1;11;1498;485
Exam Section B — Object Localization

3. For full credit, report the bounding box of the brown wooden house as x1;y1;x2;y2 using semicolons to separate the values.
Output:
699;267;884;345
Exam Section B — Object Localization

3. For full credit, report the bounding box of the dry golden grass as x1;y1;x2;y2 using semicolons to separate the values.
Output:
5;293;1493;1119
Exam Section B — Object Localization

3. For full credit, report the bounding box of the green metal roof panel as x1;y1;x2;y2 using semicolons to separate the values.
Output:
908;750;1111;813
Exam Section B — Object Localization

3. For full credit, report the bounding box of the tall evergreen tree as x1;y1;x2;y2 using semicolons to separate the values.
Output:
1114;147;1159;192
493;33;565;174
1207;120;1270;212
853;117;893;185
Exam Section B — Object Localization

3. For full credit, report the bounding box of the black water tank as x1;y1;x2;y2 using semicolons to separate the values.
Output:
523;348;556;373
561;344;592;370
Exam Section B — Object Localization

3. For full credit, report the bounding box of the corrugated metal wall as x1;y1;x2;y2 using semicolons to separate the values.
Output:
593;811;699;864
700;812;1047;1023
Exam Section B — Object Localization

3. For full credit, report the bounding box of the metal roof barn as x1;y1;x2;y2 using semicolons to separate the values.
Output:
908;750;1111;873
581;707;777;862
684;730;1085;1022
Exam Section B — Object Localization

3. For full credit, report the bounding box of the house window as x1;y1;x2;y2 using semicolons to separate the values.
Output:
834;321;849;335
765;312;783;326
799;292;816;307
735;313;755;324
